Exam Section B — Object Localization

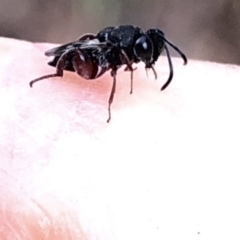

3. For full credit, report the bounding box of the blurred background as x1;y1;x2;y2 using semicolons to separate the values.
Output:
0;0;240;64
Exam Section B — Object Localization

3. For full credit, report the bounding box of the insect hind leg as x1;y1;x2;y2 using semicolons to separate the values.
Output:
29;50;71;87
77;33;96;41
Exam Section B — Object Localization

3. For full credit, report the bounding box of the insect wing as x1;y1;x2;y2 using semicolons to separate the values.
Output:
45;39;111;57
45;41;85;57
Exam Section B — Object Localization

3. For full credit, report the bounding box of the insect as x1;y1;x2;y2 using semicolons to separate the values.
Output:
29;25;187;122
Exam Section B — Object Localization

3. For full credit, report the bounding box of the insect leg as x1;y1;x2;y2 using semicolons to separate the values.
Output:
120;50;134;94
29;50;72;87
161;45;173;91
124;60;136;71
107;69;117;123
77;33;96;41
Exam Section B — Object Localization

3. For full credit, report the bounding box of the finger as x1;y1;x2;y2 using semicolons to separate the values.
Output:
1;37;240;240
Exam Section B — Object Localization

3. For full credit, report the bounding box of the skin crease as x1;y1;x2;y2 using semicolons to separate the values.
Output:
1;36;240;240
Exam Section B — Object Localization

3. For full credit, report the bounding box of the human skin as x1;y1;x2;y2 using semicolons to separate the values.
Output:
1;37;240;239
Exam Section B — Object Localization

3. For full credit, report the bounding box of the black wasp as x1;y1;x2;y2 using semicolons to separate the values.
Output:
30;25;187;122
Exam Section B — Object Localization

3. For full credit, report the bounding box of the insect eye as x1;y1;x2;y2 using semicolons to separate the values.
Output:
134;36;153;60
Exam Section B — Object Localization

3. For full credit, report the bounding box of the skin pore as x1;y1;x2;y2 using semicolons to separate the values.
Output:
0;37;240;239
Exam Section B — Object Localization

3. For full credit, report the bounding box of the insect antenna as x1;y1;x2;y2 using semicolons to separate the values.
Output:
159;35;187;91
162;37;187;65
161;45;173;91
